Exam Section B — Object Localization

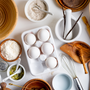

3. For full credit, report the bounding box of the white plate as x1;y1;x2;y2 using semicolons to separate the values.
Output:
21;26;60;75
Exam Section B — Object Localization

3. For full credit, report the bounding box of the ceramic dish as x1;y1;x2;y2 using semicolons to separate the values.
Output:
52;73;72;90
55;16;82;43
0;39;22;62
24;0;49;22
0;0;18;40
55;0;89;12
21;26;60;75
22;79;52;90
7;64;26;82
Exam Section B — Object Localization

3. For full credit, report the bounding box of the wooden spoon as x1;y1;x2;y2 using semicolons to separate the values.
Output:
72;44;88;74
80;49;88;74
87;61;90;90
9;83;31;90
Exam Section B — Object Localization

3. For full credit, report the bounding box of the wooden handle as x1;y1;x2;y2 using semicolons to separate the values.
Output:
80;50;88;74
87;61;90;90
82;16;90;36
0;82;6;90
9;83;31;90
87;27;90;36
82;16;89;26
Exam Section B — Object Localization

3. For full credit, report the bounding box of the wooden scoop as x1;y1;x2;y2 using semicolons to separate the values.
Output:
87;61;90;90
82;16;90;36
74;44;90;64
79;49;88;74
73;44;88;74
9;83;31;90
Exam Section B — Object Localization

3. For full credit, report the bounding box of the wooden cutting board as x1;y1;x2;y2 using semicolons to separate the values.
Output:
60;41;90;63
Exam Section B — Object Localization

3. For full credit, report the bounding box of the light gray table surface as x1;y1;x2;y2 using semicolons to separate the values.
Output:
0;0;90;90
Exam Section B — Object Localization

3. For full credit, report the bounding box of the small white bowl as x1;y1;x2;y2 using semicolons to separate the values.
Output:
7;64;26;82
55;16;82;43
52;73;72;90
24;0;49;22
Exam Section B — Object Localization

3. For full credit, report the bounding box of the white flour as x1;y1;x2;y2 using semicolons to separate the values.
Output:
1;40;20;60
28;0;47;20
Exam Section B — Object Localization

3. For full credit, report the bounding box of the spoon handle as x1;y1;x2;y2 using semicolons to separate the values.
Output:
2;70;19;82
9;83;31;90
87;61;90;90
15;58;21;72
80;50;88;74
34;5;53;15
2;73;15;82
40;9;53;15
82;16;90;36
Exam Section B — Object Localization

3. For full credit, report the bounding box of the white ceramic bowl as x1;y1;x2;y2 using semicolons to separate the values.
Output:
52;73;72;90
55;16;82;43
24;0;49;22
7;64;26;82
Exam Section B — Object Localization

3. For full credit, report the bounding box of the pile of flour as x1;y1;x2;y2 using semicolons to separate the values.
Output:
1;40;20;60
28;0;47;20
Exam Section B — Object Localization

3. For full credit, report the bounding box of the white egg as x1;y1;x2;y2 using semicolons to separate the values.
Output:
37;29;50;42
41;42;54;55
24;33;36;45
28;46;40;59
45;57;57;69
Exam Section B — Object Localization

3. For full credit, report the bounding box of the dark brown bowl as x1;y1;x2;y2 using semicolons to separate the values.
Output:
55;0;89;12
0;39;22;62
22;79;52;90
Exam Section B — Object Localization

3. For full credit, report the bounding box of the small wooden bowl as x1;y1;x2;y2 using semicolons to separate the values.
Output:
0;39;22;62
0;0;18;40
22;79;52;90
55;0;89;12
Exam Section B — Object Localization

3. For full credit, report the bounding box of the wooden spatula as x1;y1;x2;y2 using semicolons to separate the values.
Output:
82;16;90;36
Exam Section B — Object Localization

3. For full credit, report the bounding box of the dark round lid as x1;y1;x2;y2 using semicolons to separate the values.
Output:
55;0;89;12
62;0;85;8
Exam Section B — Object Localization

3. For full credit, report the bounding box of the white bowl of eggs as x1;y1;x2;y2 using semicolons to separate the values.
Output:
21;26;60;75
